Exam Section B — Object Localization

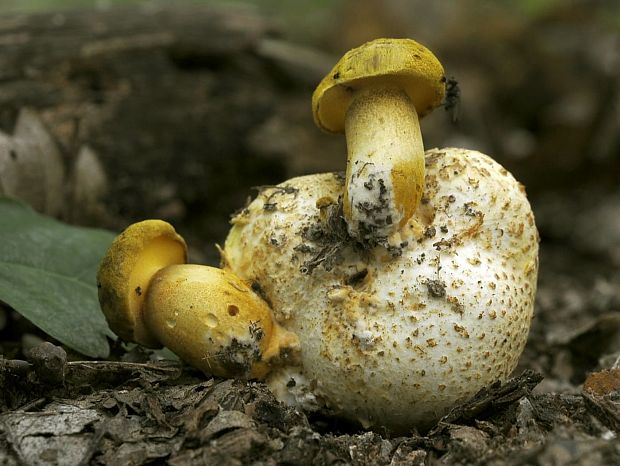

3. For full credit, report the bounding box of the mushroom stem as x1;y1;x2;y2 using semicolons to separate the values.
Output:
144;264;299;379
344;87;424;243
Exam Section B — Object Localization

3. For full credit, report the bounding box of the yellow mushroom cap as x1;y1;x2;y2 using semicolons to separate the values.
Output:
97;220;187;347
312;38;446;133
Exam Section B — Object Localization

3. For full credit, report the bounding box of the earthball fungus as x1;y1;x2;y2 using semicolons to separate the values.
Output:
97;38;538;433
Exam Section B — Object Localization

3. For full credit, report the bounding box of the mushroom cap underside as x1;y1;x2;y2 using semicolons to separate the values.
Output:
96;219;187;347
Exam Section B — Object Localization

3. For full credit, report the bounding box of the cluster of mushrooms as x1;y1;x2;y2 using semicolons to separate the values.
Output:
98;38;539;433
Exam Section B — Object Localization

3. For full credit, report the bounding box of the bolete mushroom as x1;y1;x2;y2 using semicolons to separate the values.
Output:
97;38;539;433
97;220;299;379
312;38;445;244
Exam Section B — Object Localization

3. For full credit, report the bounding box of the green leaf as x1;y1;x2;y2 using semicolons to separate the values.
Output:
0;197;116;357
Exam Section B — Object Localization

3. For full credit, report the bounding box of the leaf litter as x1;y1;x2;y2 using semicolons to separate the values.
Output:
1;337;619;465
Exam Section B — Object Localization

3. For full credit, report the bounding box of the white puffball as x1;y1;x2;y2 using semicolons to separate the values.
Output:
224;148;538;432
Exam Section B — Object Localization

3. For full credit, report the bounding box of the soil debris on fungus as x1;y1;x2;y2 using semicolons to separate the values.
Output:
425;278;447;298
254;185;299;212
297;196;358;275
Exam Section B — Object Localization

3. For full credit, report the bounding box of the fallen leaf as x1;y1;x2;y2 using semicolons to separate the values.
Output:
0;197;115;357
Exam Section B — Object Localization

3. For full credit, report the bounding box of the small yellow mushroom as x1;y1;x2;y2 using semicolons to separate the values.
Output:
97;220;299;379
313;38;445;244
96;38;539;433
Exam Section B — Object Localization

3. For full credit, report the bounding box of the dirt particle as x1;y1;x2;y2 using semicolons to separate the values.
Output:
249;321;264;341
345;269;368;287
256;185;299;212
425;279;446;298
424;226;437;238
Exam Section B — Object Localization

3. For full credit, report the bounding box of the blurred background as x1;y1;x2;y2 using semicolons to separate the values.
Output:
0;0;619;388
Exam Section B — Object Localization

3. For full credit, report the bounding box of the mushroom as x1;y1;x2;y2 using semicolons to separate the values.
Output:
312;38;445;244
97;38;539;433
96;220;299;379
223;39;539;431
